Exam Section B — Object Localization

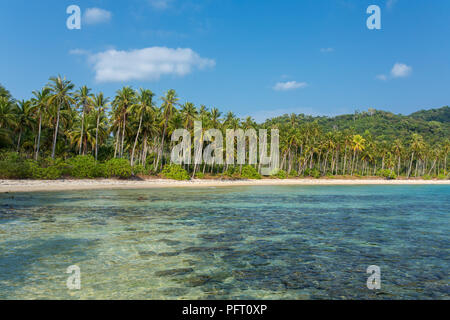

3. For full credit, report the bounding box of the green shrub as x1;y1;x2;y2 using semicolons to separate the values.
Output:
437;173;448;180
289;170;298;178
376;169;397;180
161;164;190;180
272;169;287;179
0;153;31;179
422;174;433;180
194;172;205;179
132;164;146;176
93;163;107;178
304;168;321;179
224;166;236;177
241;165;262;179
105;158;132;179
66;155;97;178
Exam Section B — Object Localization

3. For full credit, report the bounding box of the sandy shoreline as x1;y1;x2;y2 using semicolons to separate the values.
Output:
0;178;449;193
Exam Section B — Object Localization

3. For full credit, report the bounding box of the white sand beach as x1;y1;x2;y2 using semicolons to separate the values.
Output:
0;178;449;193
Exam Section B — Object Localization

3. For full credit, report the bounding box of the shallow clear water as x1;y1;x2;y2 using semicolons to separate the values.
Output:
0;185;449;300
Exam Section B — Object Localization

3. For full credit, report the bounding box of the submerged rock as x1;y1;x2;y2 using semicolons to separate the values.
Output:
155;268;194;277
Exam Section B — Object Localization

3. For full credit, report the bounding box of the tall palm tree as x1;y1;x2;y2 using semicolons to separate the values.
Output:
47;76;75;159
181;102;198;131
351;134;366;175
74;86;94;155
112;87;136;158
0;96;16;129
407;133;425;178
156;89;179;170
129;89;155;166
15;100;35;152
31;88;51;160
92;93;109;161
210;108;222;128
392;139;403;176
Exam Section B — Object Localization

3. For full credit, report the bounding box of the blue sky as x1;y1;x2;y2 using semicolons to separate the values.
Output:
1;0;449;121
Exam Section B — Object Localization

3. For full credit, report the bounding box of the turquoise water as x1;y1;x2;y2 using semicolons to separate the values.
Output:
0;185;449;300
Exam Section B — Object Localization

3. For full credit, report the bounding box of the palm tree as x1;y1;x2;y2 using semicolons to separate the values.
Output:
129;89;155;166
31;88;51;160
181;102;198;131
392;139;403;176
407;133;425;178
47;76;75;159
14;100;35;152
0;96;16;129
92;93;109;161
112;87;136;158
210;108;222;128
156;89;179;170
351;134;366;175
74;86;94;155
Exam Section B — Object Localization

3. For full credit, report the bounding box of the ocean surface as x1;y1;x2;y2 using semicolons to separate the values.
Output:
0;185;448;299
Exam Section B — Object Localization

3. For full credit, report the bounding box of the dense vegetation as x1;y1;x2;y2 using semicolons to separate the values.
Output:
0;78;448;180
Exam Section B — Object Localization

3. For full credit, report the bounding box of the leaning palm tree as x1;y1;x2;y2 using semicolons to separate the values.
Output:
129;89;155;166
92;93;109;160
156;89;179;170
74;86;94;155
31;88;51;160
47;76;75;159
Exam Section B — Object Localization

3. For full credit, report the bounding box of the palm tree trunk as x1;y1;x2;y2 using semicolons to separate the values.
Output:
95;113;100;161
120;114;127;158
156;121;168;171
79;107;85;155
35;111;42;160
407;152;414;178
51;106;61;159
131;114;143;166
16;129;22;152
114;127;120;158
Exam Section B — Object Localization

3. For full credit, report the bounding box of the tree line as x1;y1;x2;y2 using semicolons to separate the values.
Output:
0;76;448;179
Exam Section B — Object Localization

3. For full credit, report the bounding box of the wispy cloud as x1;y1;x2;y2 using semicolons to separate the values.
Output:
273;81;308;91
83;8;112;25
376;62;412;81
71;47;215;83
148;0;173;10
320;48;335;53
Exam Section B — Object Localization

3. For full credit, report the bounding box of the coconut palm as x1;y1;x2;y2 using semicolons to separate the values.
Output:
14;100;35;152
31;88;51;160
156;89;179;170
129;89;155;166
47;76;75;159
92;93;109;161
74;86;94;155
112;87;136;158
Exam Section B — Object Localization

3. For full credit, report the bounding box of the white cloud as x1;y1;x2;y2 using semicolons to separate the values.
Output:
376;74;388;81
273;81;308;91
320;48;335;53
72;47;215;83
391;63;412;78
83;8;112;25
148;0;173;10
